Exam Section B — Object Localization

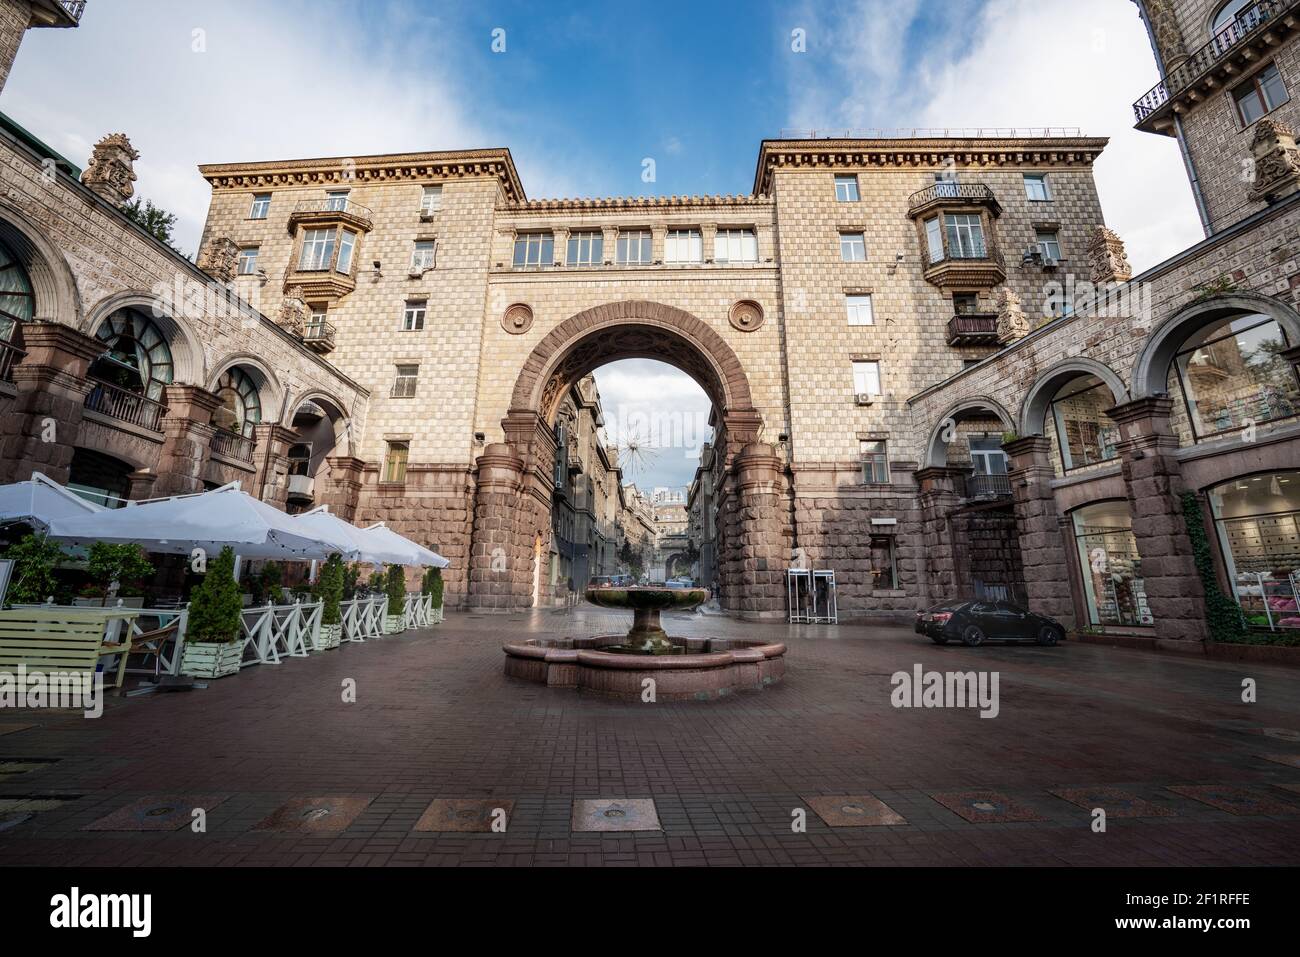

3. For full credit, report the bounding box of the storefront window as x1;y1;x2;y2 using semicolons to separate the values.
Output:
869;535;897;590
1208;471;1300;631
1049;375;1119;471
1174;314;1298;440
1071;501;1154;627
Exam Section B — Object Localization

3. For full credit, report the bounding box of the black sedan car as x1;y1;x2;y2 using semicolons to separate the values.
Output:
915;600;1066;647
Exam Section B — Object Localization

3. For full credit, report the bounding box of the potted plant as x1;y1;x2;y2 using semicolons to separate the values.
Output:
1;533;70;605
258;560;284;605
384;564;406;633
318;553;344;648
180;545;245;678
425;567;444;624
86;542;154;606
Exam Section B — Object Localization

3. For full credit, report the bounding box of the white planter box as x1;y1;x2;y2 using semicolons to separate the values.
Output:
384;613;403;634
181;640;242;678
432;605;444;624
319;623;341;649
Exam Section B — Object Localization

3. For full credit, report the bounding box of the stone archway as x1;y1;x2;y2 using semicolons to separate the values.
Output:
468;300;786;616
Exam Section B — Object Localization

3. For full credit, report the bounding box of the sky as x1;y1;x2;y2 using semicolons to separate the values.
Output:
3;0;1205;492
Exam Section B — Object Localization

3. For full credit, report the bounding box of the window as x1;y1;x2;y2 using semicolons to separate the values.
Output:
392;364;419;398
305;305;328;339
212;367;262;438
860;439;889;483
969;435;1008;475
839;231;867;262
1212;0;1262;39
1023;174;1050;201
852;360;881;397
325;190;349;212
513;231;554;268
566;230;602;266
237;247;259;275
934;170;959;197
1072;500;1152;627
616;229;652;264
1233;62;1289;125
846;294;874;326
1036;229;1062;262
953;292;980;315
410;240;436;272
1050;376;1119;471
249;193;271;219
1174;313;1299;439
944;213;986;259
664;229;702;264
714;228;757;263
834;174;860;202
1208;471;1300;632
299;228;336;271
420;184;442;214
870;536;898;590
402;299;427;331
924;216;944;264
383;441;409;483
336;229;356;274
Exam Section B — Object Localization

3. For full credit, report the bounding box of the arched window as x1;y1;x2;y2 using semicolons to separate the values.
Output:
212;367;262;438
1212;0;1254;38
1047;374;1120;471
0;237;35;341
1171;313;1298;440
91;308;174;401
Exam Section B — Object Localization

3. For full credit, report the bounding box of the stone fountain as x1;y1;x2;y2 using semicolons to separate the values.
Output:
584;585;710;654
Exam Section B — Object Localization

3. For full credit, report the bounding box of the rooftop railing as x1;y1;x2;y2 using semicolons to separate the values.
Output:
210;428;256;463
84;378;167;432
59;1;86;21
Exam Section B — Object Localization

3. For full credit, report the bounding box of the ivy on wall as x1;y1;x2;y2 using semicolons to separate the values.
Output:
1179;491;1250;644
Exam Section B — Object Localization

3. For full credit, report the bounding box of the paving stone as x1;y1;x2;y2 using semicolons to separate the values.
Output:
1049;787;1176;818
571;799;661;832
254;797;374;833
1167;785;1300;816
414;798;515;833
805;794;907;827
930;791;1048;823
84;795;228;831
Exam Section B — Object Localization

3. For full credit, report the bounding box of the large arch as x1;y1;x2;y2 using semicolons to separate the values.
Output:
0;200;82;326
1019;357;1130;437
83;290;206;387
922;395;1016;467
208;353;284;419
1130;292;1300;399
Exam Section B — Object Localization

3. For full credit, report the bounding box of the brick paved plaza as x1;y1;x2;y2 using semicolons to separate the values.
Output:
1;610;1298;867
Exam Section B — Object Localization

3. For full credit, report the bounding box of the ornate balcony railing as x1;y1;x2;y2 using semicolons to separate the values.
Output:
84;378;167;432
59;1;86;21
946;313;999;345
1133;0;1290;122
210;428;256;463
908;182;1000;215
287;198;373;233
0;338;26;383
301;317;336;352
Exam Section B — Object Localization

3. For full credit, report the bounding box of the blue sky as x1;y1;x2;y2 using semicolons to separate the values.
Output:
3;0;1204;491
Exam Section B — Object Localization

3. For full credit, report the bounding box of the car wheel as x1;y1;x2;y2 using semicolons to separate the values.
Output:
930;635;949;645
961;625;984;647
1037;626;1061;646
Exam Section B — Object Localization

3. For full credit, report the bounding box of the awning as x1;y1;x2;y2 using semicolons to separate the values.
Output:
363;523;450;568
0;472;105;532
291;506;410;565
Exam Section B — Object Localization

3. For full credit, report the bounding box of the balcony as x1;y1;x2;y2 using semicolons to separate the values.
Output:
286;198;373;236
59;0;86;20
924;244;1007;289
0;338;26;383
286;474;315;502
947;312;1000;345
908;183;1002;220
84;378;167;432
1132;0;1299;133
210;428;256;463
962;472;1013;501
300;317;336;354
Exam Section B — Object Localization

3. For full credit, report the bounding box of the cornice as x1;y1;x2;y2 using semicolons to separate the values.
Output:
198;148;526;202
506;194;772;212
753;137;1110;194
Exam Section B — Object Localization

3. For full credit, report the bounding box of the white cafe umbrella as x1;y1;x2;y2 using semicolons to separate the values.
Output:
364;523;450;568
0;472;105;532
292;506;410;565
47;482;351;560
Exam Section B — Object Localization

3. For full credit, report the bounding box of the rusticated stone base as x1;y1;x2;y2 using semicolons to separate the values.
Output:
502;635;786;700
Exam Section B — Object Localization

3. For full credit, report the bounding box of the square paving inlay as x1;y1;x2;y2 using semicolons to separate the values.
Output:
254;796;373;832
85;795;227;831
415;798;515;833
1049;787;1176;818
571;798;661;832
805;794;907;827
930;790;1047;823
1168;785;1299;816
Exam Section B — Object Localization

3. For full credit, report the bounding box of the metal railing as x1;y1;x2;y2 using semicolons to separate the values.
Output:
947;313;999;341
301;317;336;348
210;428;255;462
84;378;167;431
1133;0;1289;121
59;1;86;21
290;197;373;221
908;182;998;212
965;473;1013;499
777;127;1084;139
0;338;26;383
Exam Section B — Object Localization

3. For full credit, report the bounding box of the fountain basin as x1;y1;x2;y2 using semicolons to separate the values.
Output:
502;635;786;700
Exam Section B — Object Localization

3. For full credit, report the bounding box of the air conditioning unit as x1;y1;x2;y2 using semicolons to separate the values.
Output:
1021;247;1043;267
855;393;875;406
419;212;437;222
1041;257;1060;271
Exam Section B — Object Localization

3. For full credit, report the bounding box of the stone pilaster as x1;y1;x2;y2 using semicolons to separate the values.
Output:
915;466;964;605
251;422;298;507
467;442;531;611
319;455;366;520
0;322;103;485
152;384;222;496
1002;436;1074;626
1106;397;1209;643
719;442;788;619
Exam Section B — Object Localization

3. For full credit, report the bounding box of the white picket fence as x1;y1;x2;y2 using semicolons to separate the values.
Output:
239;599;323;667
404;593;442;628
340;595;386;643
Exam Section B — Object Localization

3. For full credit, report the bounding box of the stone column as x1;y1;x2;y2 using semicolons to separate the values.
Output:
467;442;530;611
721;442;789;619
1106;396;1209;644
0;322;103;485
153;384;221;496
127;470;159;500
1003;436;1074;626
915;466;965;606
251;423;298;507
319;455;366;520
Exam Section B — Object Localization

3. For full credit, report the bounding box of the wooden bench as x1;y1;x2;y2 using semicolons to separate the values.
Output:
0;608;142;691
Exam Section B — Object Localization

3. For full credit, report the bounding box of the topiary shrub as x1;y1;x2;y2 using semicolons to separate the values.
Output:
427;567;444;609
86;542;154;603
320;554;344;626
385;564;406;617
258;561;283;605
342;563;361;600
2;533;70;604
188;546;243;643
1180;492;1249;643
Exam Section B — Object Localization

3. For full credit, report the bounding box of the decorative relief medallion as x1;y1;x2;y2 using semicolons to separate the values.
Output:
728;299;764;332
502;303;534;335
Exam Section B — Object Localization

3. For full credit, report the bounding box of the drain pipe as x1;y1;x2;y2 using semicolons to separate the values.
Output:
1174;112;1213;236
